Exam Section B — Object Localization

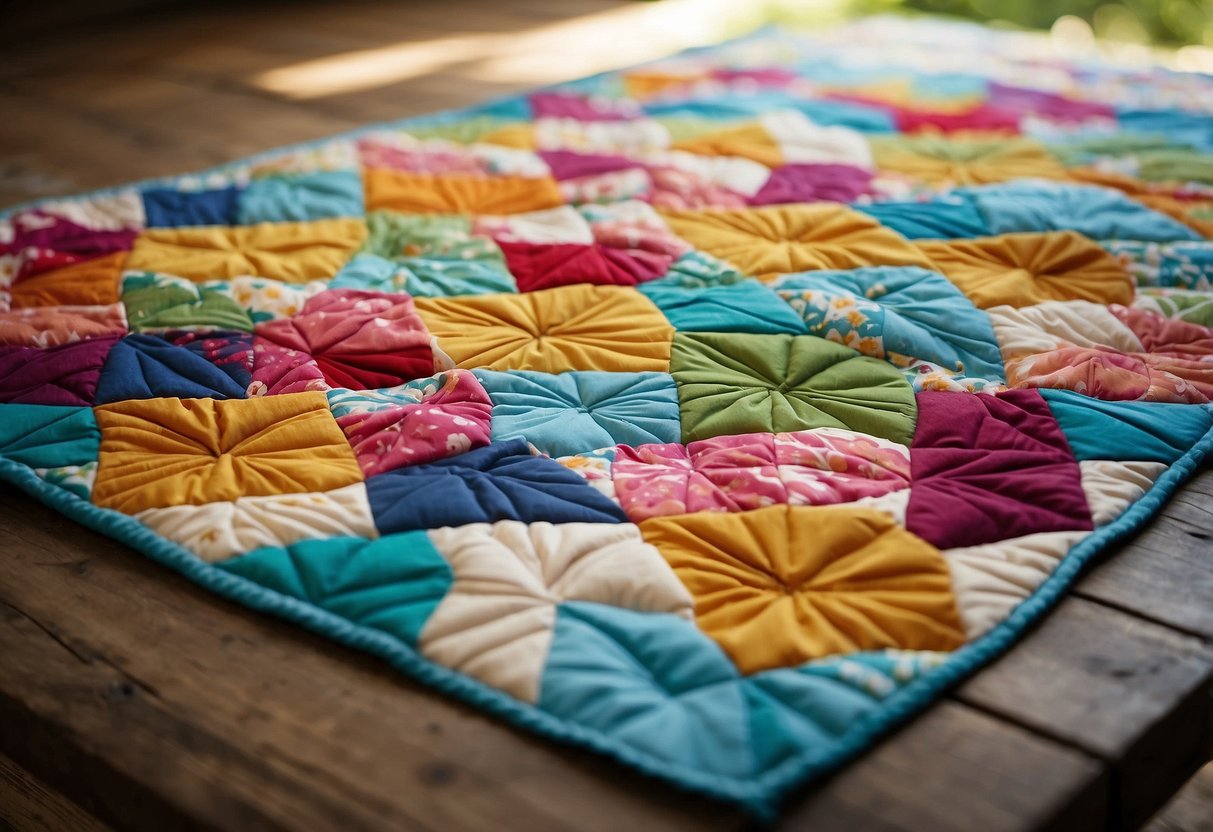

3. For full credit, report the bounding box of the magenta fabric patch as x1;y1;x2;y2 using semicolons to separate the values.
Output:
538;150;640;181
749;163;874;206
529;92;639;121
3;212;136;279
499;241;672;292
906;389;1093;549
987;81;1116;123
893;104;1023;135
0;335;119;406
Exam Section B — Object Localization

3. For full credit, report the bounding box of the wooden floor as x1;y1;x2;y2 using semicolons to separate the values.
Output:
3;2;1213;829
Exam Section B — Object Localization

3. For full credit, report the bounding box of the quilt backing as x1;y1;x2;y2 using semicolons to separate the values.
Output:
3;16;1213;817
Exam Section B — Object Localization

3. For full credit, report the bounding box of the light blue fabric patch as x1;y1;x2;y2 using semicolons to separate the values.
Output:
0;404;99;469
640;281;808;335
1117;108;1213;152
1041;390;1213;463
772;267;1006;380
475;369;682;457
652;250;748;289
644;93;894;133
237;171;365;223
401;258;518;297
855;198;991;240
958;180;1201;242
330;252;406;292
218;533;452;646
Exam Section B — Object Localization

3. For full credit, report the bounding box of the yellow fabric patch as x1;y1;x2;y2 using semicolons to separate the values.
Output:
872;135;1067;186
363;170;564;215
670;123;783;168
917;231;1134;309
414;284;674;373
477;124;537;150
640;505;966;673
660;204;932;280
125;219;366;283
92;392;362;514
10;252;125;308
623;71;701;100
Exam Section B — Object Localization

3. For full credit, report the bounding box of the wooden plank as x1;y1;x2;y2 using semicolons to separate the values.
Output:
1076;469;1213;639
0;485;747;832
1144;762;1213;832
0;751;113;832
954;597;1213;830
781;701;1108;832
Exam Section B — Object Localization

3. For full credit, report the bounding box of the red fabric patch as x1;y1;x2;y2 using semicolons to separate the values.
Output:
500;242;672;292
906;389;1093;549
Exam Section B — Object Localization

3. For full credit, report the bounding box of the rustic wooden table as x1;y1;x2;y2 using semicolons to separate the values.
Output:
3;3;1212;829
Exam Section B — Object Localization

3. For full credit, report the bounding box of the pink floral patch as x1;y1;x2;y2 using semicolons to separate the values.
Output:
333;370;493;477
612;428;911;521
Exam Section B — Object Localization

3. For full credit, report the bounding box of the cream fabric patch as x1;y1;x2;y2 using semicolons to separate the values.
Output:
137;483;377;563
1079;459;1167;527
987;299;1144;361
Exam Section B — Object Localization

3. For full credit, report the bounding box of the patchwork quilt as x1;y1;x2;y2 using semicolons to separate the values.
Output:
4;15;1213;817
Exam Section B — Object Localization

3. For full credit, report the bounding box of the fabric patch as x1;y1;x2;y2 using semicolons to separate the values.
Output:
414;285;674;373
771;266;1004;380
959;181;1201;242
0;336;118;406
420;521;692;701
639;280;807;335
613;428;911;521
473;206;594;245
872;135;1066;186
749;163;873;206
670;332;917;444
499;242;671;292
0;404;99;469
1041;389;1213;463
1079;459;1167;527
9;253;125;308
327;369;493;476
137;483;379;563
0;304;127;347
142;187;241;228
364;170;565;215
855;198;991;240
365;438;627;534
220;530;451;644
92;392;363;514
120;272;256;333
237;171;365;224
95;332;252;403
250;289;434;396
640;505;965;673
943;531;1084;640
987;300;1144;362
125;219;366;283
1005;346;1213;404
906;389;1093;549
917;232;1134;309
475;369;681;456
660;204;931;280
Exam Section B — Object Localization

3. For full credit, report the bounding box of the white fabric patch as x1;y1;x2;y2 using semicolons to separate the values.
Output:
987;300;1144;361
34;190;146;231
136;483;378;563
1079;459;1167;527
421;521;693;702
944;530;1086;640
534;117;672;155
853;488;911;526
638;149;772;197
473;206;594;245
758;110;873;168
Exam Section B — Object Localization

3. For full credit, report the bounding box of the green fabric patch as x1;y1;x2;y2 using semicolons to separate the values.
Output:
670;332;917;444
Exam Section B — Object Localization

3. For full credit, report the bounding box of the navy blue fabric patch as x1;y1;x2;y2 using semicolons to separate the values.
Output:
142;186;241;228
366;438;627;533
95;332;252;403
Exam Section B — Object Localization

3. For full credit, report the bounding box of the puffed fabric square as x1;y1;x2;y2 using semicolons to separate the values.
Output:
5;17;1213;819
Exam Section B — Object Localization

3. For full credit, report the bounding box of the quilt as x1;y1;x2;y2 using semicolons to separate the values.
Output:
3;15;1213;818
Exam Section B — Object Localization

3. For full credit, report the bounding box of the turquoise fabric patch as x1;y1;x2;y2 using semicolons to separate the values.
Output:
218;533;453;646
331;252;517;296
654;250;748;289
854;198;991;240
0;404;99;469
772;267;1006;380
330;252;406;292
640;280;808;335
1042;390;1213;463
237;171;365;223
475;369;682;456
958;181;1201;242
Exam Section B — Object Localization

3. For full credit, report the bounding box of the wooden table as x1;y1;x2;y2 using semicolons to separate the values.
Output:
3;3;1213;829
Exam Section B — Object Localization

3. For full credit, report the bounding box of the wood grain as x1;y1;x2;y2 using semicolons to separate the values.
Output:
955;597;1213;829
0;752;113;832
